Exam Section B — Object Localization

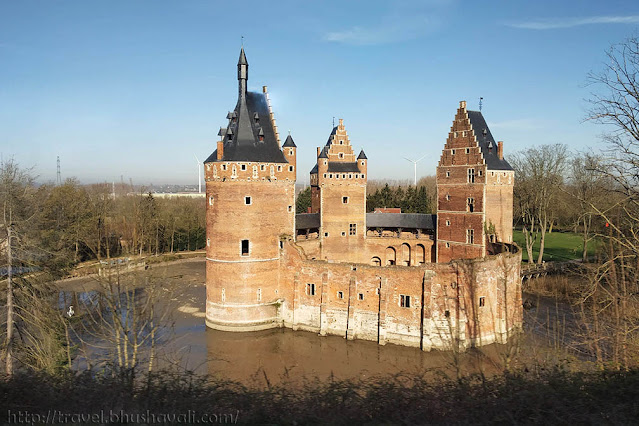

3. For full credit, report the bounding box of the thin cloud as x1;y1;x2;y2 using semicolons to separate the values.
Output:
324;16;438;45
506;15;639;30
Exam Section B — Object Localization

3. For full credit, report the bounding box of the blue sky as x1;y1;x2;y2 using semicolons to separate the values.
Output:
1;0;638;185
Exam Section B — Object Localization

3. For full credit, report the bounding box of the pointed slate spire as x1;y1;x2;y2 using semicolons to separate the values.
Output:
357;149;367;160
318;147;328;159
282;134;297;148
237;47;248;99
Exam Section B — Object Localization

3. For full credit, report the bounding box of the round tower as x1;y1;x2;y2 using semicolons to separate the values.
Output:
204;48;295;331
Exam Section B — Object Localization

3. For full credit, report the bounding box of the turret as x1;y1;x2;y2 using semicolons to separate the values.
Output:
282;133;297;170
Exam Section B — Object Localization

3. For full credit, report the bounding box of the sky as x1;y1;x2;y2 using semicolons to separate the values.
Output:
1;0;638;186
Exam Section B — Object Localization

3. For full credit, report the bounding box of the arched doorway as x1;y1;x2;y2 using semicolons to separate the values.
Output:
416;244;426;265
385;247;396;266
401;243;411;266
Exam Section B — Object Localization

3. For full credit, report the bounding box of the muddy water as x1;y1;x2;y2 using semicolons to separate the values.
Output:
58;259;524;385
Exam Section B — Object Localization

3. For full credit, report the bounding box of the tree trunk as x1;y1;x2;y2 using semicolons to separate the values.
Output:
5;221;14;376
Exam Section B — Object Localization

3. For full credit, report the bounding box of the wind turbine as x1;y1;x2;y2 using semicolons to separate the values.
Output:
403;155;426;186
194;154;202;193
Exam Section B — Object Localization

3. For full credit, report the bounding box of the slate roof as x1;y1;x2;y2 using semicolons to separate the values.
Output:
310;164;318;174
357;149;367;159
327;162;360;173
296;213;320;230
366;213;436;231
282;134;297;148
467;111;513;171
205;50;288;164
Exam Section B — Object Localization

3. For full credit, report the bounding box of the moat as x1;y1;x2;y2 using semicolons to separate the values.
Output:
58;259;574;385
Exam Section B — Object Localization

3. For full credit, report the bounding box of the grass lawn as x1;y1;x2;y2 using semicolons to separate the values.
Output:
512;230;597;262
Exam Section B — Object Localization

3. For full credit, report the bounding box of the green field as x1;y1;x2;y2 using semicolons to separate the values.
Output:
512;230;597;262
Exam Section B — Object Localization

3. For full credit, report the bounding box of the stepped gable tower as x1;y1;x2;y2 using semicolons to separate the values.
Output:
436;101;514;263
309;119;367;262
203;47;296;331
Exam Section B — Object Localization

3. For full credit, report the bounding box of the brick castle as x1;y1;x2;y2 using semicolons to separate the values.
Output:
203;48;522;351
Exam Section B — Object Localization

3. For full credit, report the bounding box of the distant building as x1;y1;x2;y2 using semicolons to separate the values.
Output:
203;49;522;351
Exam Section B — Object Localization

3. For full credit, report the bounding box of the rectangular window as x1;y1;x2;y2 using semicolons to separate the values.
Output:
245;196;252;205
467;197;474;213
468;168;475;183
289;166;294;172
261;165;265;171
446;220;450;226
358;293;364;301
241;239;249;256
337;291;344;299
446;170;450;178
479;296;485;307
288;205;292;212
343;196;349;204
277;165;282;172
349;223;356;235
241;164;247;171
209;196;214;206
466;229;474;244
306;283;316;296
207;238;210;247
400;294;411;308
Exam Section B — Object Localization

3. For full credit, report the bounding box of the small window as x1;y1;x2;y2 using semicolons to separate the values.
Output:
261;164;266;171
207;238;210;247
446;220;450;226
452;149;456;155
245;196;252;205
339;140;343;145
349;223;356;235
257;288;262;302
445;310;450;318
289;166;294;172
306;283;316;296
241;239;249;256
479;297;485;307
324;173;327;178
468;168;475;183
288;205;292;212
337;291;344;299
222;164;227;171
466;229;474;244
209;196;214;206
462;131;467;137
324;232;329;237
453;131;457;138
338;153;344;159
358;293;364;301
348;174;352;179
341;232;346;236
277;165;282;172
445;242;450;248
478;170;483;177
400;294;411;308
445;194;450;201
343;196;349;204
279;240;283;249
467;197;474;213
289;149;293;155
465;148;469;154
329;174;333;178
446;170;450;178
241;164;247;171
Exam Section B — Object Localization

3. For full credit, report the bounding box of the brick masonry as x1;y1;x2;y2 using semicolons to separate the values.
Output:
204;56;521;351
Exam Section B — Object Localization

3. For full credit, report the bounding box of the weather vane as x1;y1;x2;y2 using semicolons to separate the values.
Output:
241;35;244;46
479;97;483;112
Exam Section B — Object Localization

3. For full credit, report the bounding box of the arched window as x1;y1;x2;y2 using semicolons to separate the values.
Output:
385;247;396;266
401;243;411;266
371;256;381;266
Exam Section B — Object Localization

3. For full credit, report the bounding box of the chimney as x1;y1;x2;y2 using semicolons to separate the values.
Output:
307;207;312;213
497;141;503;160
217;140;224;160
460;100;467;110
339;118;344;128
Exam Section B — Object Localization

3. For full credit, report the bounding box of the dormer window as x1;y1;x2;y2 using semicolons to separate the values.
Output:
253;112;259;122
258;128;264;142
339;140;344;145
338;153;344;159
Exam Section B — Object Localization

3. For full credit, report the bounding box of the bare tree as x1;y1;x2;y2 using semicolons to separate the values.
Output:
512;144;568;264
